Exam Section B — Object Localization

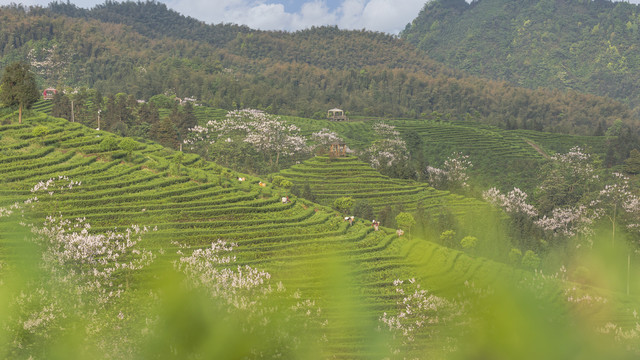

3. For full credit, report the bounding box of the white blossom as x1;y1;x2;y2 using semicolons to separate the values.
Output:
427;152;473;189
29;216;155;304
483;187;538;217
535;205;599;245
175;240;273;310
183;109;309;165
380;279;461;343
366;123;408;169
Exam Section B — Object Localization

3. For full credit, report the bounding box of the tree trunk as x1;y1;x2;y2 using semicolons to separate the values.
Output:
18;103;22;124
612;203;617;247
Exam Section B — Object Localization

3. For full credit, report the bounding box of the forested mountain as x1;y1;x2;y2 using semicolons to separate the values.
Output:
0;1;636;135
402;0;640;115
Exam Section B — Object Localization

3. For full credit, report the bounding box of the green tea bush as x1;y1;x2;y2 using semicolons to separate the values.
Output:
100;136;119;151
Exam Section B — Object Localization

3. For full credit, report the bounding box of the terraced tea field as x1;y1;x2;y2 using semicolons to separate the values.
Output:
511;128;609;155
31;100;53;115
0;115;504;357
276;156;487;216
280;115;610;190
1;114;633;358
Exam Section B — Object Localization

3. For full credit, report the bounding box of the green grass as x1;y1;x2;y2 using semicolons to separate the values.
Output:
0;113;635;358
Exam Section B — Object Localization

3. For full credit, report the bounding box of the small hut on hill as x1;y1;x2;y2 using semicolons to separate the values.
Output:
327;108;348;121
329;142;348;157
42;88;57;100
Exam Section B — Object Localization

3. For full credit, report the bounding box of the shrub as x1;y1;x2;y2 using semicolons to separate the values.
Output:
352;200;373;220
460;236;478;251
100;137;119;151
118;137;138;158
333;196;354;214
280;180;293;189
272;175;285;187
509;248;522;265
521;250;541;270
571;266;591;284
395;212;416;235
32;125;49;137
439;230;456;247
301;183;315;202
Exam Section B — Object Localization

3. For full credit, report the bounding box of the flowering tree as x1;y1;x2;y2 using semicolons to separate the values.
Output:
534;205;599;248
596;173;639;247
536;146;599;215
484;187;540;248
625;197;640;236
380;278;460;344
3;178;156;355
184;109;308;169
365;122;408;170
30;216;155;299
483;187;538;218
426;152;473;190
175;240;275;311
593;172;640;294
311;128;344;154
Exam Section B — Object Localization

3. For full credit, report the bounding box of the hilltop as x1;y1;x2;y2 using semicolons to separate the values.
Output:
402;0;640;115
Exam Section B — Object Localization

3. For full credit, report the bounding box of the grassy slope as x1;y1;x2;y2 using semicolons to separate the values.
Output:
0;111;634;357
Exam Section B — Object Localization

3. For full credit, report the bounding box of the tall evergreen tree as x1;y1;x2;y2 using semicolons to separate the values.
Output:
152;117;179;149
170;102;198;143
51;91;71;120
138;102;160;127
0;62;40;123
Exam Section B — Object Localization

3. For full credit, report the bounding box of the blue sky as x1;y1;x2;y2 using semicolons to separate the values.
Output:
2;0;640;34
273;0;344;13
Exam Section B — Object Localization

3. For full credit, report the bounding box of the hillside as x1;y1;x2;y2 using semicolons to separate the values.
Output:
0;1;636;135
2;113;637;358
30;95;621;188
274;115;613;190
275;155;487;218
0;113;495;357
389;119;612;189
402;0;640;115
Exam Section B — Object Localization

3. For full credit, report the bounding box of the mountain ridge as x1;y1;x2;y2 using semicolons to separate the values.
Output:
402;0;640;114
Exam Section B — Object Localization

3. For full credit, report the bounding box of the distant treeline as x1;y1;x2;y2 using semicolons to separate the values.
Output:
0;1;637;136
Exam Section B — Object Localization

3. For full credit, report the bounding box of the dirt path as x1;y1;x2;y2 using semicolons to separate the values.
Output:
524;139;550;159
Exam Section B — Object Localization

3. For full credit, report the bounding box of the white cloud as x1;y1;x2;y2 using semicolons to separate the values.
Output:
341;0;425;33
241;3;292;30
163;0;424;34
295;1;337;29
337;0;366;29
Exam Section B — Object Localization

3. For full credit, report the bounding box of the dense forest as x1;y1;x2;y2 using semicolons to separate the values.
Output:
402;0;640;115
0;1;637;136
